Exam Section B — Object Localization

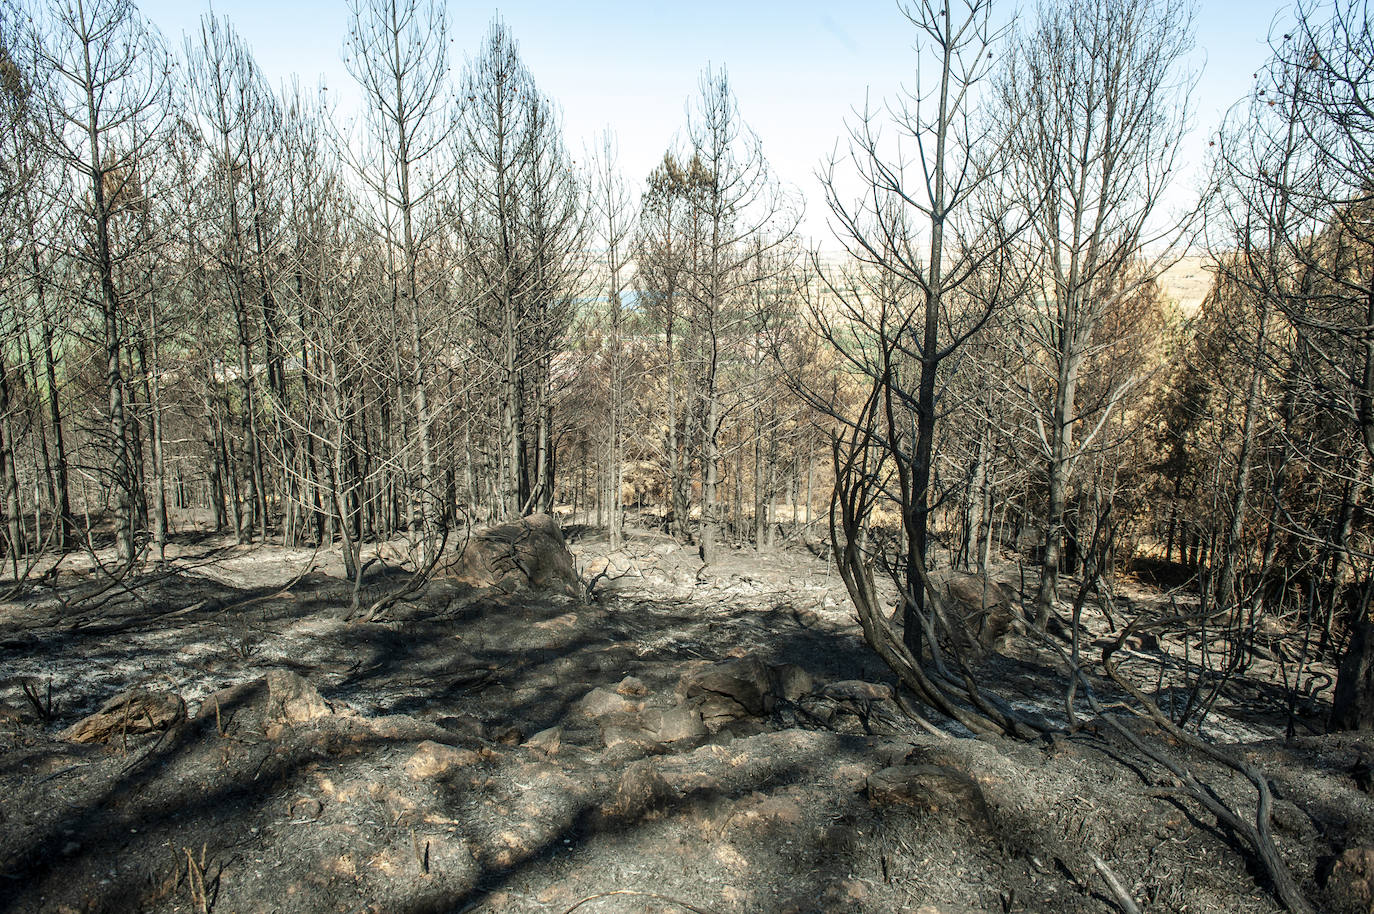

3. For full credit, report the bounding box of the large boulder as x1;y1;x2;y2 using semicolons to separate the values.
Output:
597;760;676;823
676;655;817;731
437;513;580;598
936;572;1020;655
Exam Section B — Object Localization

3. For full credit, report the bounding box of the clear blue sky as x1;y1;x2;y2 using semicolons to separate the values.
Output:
140;0;1293;245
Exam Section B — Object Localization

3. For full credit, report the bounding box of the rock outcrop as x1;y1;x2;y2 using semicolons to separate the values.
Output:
676;655;816;731
936;572;1020;655
437;513;580;598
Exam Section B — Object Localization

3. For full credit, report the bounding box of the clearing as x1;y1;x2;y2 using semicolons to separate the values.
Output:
0;526;1369;914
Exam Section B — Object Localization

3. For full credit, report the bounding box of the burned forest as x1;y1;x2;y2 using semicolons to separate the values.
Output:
2;0;1374;912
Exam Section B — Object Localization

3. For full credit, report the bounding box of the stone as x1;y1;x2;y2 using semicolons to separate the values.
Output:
824;680;893;703
347;713;452;743
615;675;648;696
436;513;580;597
289;797;324;820
821;878;869;909
598;760;676;822
0;698;23;727
876;741;916;767
195;671;333;738
522;726;562;754
436;713;488;740
640;706;708;743
938;572;1020;654
774;664;816;701
266;670;332;725
732;793;806;830
533;612;579;632
866;764;990;824
600;725;654;749
60;688;185;743
404;741;481;779
676;657;817;733
1329;846;1374;913
677;655;778;731
491;724;525;745
573;687;640;721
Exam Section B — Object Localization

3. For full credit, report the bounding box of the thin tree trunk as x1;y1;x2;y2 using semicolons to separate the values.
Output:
0;352;23;575
1035;335;1084;628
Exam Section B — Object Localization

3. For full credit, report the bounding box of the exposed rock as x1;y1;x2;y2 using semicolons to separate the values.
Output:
349;713;457;744
436;713;488;741
573;686;641;721
675;656;821;732
679;655;775;715
598;760;676;822
60;688;185;743
600;725;654;749
915;739;1041;816
866;764;991;824
404;740;481;779
876;741;917;767
615;675;648;696
522;726;562;754
824;680;893;704
937;572;1020;654
676;655;776;731
1271;797;1317;840
0;698;23;727
774;663;816;701
1329;846;1374;914
491;724;525;745
266;669;332;724
821;878;869;911
533;611;579;632
729;792;806;831
436;513;580;597
640;706;708;744
288;796;324;820
194;671;332;738
794;680;901;735
714;716;772;740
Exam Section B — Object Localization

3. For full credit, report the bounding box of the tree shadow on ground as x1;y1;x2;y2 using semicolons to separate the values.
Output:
0;539;1350;914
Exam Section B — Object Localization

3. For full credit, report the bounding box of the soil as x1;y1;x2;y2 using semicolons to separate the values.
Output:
0;525;1370;914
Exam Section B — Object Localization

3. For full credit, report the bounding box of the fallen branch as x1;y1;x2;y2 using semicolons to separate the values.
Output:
1035;622;1313;914
580;552;648;603
1089;852;1142;914
356;523;457;623
559;890;719;914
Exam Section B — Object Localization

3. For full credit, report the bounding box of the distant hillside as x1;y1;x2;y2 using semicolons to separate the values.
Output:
1158;255;1213;316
